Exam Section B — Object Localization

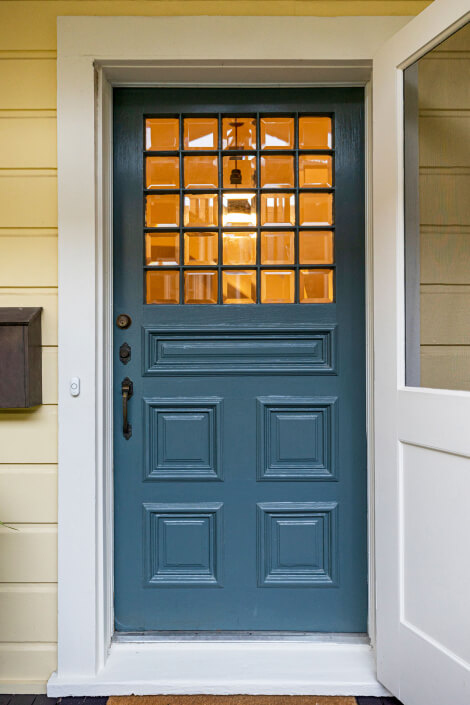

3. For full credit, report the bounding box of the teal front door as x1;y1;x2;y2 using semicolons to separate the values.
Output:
113;87;367;632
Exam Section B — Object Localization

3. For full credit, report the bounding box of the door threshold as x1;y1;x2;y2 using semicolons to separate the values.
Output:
113;631;370;644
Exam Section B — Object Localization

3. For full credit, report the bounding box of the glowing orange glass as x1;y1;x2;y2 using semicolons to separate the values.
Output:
222;270;256;304
184;270;218;304
299;193;333;226
145;118;179;151
299;117;332;149
146;270;179;304
261;270;295;303
299;231;334;264
299;269;334;303
145;233;179;265
145;194;179;227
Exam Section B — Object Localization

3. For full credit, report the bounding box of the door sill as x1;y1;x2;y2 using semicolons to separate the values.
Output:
48;638;389;696
113;631;370;643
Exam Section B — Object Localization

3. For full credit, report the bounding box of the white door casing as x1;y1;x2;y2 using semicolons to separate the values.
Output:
52;13;419;696
373;2;470;704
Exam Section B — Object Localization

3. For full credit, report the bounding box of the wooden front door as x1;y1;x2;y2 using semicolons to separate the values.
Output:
113;87;366;632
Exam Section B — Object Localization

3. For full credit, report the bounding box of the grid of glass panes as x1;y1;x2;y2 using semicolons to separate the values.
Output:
144;114;334;304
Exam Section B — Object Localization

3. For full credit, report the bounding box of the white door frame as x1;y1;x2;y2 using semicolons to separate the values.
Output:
50;14;411;696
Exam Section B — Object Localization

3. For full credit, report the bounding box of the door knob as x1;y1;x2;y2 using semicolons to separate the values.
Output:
121;377;133;440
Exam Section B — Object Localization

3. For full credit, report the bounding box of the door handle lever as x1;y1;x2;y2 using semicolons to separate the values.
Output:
121;377;133;440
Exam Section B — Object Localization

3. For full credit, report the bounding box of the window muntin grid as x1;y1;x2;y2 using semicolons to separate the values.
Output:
144;114;335;304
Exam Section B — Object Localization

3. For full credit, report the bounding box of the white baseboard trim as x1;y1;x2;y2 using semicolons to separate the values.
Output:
48;640;390;696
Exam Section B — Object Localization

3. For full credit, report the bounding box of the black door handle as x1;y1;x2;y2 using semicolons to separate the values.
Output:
121;377;133;439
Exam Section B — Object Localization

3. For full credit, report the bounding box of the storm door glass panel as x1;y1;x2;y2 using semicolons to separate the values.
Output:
143;113;335;304
404;22;470;390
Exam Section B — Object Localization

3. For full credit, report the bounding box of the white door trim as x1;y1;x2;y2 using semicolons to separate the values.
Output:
50;14;410;696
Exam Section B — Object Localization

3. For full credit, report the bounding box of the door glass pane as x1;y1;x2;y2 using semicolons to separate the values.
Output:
222;155;256;188
404;22;470;390
261;194;295;226
146;270;179;304
184;118;218;150
261;156;294;188
300;268;334;303
261;270;295;303
223;232;257;265
222;117;257;150
260;117;294;149
299;155;333;188
184;194;218;227
299;193;333;226
146;194;179;227
299;117;332;149
222;270;256;304
146;156;179;188
184;156;218;188
145;118;179;151
299;230;334;264
261;231;295;265
146;233;180;265
184;232;218;265
184;270;218;304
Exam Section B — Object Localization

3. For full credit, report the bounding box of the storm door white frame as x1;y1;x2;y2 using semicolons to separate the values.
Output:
51;14;410;696
373;2;470;704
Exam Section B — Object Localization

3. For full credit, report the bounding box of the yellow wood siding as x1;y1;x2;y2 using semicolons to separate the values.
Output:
0;0;431;692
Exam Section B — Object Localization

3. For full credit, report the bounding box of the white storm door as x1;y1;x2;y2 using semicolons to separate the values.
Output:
373;1;470;705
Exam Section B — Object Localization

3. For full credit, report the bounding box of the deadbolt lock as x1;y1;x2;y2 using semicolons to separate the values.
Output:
116;313;132;329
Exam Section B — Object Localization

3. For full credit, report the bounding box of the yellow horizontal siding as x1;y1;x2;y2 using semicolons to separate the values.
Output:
0;466;58;523
0;115;57;169
0;406;58;464
42;347;58;404
0;1;432;53
0;288;57;345
0;172;57;228
0;234;58;287
0;525;57;582
0;585;57;642
0;643;57;691
0;59;56;110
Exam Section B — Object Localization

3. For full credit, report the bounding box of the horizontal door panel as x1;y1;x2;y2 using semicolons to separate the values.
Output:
144;326;337;375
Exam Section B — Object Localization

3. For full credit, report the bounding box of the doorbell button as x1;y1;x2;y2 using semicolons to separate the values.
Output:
70;377;80;397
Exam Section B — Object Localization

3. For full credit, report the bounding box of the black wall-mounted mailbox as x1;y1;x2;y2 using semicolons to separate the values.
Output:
0;308;42;408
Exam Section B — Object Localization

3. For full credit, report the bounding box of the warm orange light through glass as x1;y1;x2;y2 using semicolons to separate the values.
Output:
184;118;218;150
261;155;294;188
261;270;295;303
299;155;333;188
261;193;295;226
184;232;218;265
299;268;334;303
146;270;179;304
222;270;256;304
184;155;218;189
299;117;332;149
223;232;257;265
260;117;294;149
184;194;218;227
223;193;257;226
145;233;179;265
222;117;257;150
145;118;179;151
299;231;334;264
184;270;218;304
146;156;179;189
222;155;256;188
299;193;333;226
261;231;295;264
145;194;179;227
